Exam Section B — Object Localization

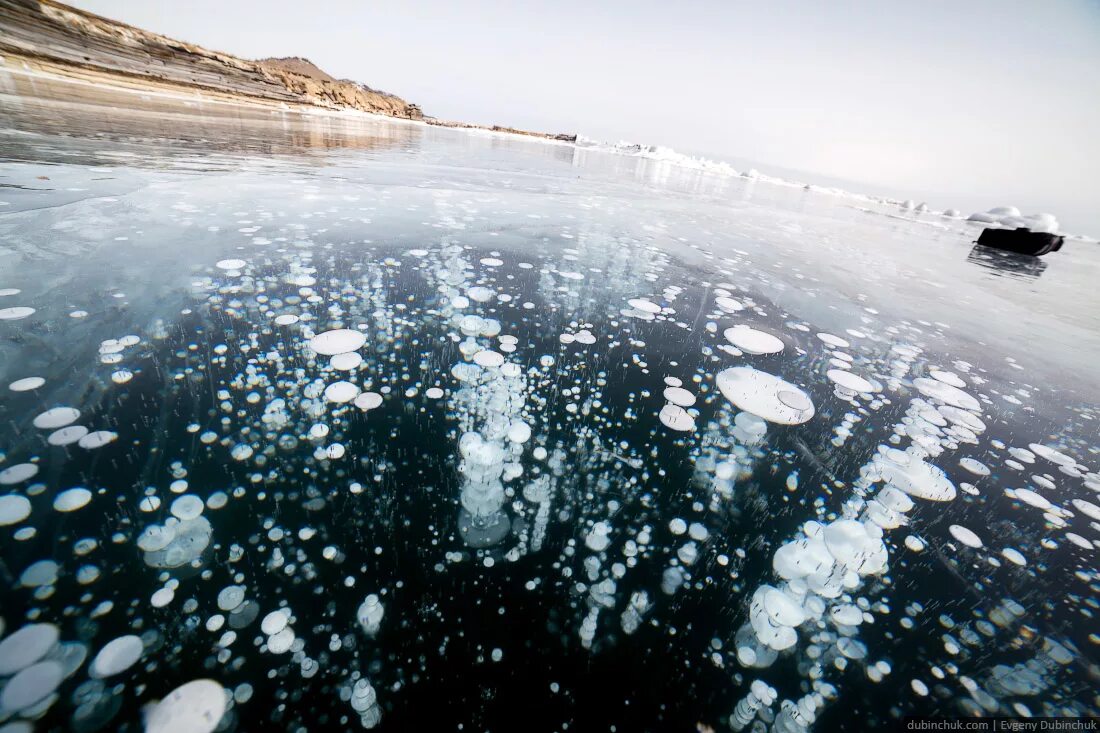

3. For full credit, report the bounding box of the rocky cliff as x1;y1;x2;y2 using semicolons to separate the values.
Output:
254;56;421;119
0;0;424;119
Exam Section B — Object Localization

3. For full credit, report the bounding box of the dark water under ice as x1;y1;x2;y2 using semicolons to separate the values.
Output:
0;75;1098;733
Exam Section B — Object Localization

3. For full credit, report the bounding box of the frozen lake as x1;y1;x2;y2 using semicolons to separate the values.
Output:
1;76;1098;732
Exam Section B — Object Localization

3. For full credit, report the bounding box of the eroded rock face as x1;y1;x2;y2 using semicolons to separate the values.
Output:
258;59;422;119
0;0;424;120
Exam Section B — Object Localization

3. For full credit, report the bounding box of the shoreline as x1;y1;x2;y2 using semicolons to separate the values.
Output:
3;58;1093;243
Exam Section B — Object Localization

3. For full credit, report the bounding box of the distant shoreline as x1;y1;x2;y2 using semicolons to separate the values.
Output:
0;0;575;143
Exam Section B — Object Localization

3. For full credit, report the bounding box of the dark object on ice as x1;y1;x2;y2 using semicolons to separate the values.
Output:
976;227;1064;256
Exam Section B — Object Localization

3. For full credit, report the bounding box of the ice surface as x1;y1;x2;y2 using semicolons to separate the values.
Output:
0;76;1097;733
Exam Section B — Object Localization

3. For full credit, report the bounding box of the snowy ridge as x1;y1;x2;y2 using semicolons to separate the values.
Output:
575;135;907;206
575;136;1082;239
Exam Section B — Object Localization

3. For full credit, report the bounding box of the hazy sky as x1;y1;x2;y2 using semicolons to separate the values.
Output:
71;0;1100;230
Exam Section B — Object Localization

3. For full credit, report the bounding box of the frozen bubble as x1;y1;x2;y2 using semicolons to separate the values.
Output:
0;623;59;675
878;454;956;502
267;627;295;654
231;444;254;461
1008;447;1036;464
930;369;966;388
171;495;205;520
837;637;867;660
20;559;58;587
145;679;227;733
473;350;505;368
1071;499;1100;521
823;520;887;575
959;458;989;476
8;377;44;392
830;604;864;626
826;369;875;393
137;525;176;552
585;521;612;552
877;486;914;513
1012;488;1050;510
33;407;81;429
1065;533;1092;550
748;600;798;651
47;425;89;446
90;635;143;678
763;587;807;627
1029;443;1076;467
330;352;363;371
217;585;246;611
79;431;118;449
0;307;35;320
357;594;385;635
261;610;290;636
939;405;986;433
948;525;983;548
215;259;246;270
507;420;532;444
817;332;850;348
325;381;360;403
715;296;744;313
310;329;367;356
467;286;495;302
662;386;696;407
1001;548;1027;566
724;326;784;355
628;298;662;314
274;314;300;326
112;369;134;384
659;403;696;432
913;377;980;411
904;535;926;552
0;494;32;525
426;387;444;399
669;518;687;535
228;600;259;628
911;679;929;696
770;534;827;581
716;367;815;425
354;392;383;410
53;487;92;512
0;660;63;712
0;463;39;485
1032;475;1056;490
151;587;175;607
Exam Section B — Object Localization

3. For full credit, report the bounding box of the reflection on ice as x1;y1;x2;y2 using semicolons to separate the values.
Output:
966;245;1049;280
